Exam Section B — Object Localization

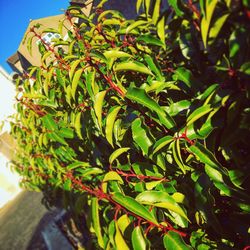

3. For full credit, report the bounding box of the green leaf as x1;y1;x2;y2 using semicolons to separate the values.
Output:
75;112;83;140
172;139;188;174
71;68;83;101
136;191;189;221
109;147;130;165
239;62;250;75
132;226;147;250
103;50;132;59
63;179;72;191
126;87;176;129
67;161;90;170
188;142;223;171
77;167;103;176
112;192;158;225
137;34;165;47
69;59;81;81
59;127;74;139
174;67;199;89
92;197;104;248
103;171;124;184
172;192;186;204
168;0;184;16
90;50;107;63
94;90;107;131
44;67;54;96
164;231;193;250
117;214;130;235
41;51;52;67
132;118;152;155
153;135;174;155
114;61;153;75
42;114;58;131
201;0;218;48
136;0;144;13
144;55;164;81
126;20;149;34
115;221;130;250
66;85;72;107
187;105;213;126
152;0;161;24
209;14;229;41
47;132;67;145
106;106;121;147
56;68;65;88
157;16;166;46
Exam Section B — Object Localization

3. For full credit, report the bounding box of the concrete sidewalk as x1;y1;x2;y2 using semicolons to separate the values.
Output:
0;191;48;250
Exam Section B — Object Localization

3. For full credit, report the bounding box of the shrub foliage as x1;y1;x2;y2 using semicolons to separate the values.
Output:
11;0;250;249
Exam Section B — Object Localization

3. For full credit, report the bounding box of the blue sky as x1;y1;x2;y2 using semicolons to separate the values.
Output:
0;0;69;73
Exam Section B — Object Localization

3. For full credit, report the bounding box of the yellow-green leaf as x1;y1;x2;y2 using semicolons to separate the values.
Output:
114;61;153;75
94;90;107;131
106;106;121;147
103;171;124;184
115;221;129;250
109;147;130;165
75;112;83;140
71;68;83;101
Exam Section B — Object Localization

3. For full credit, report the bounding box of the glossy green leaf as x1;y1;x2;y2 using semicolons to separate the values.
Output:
144;54;164;80
137;34;165;47
132;226;147;250
126;87;176;129
136;0;143;13
115;221;129;250
126;20;148;34
114;61;153;75
69;59;81;80
75;112;83;140
103;171;124;184
164;231;193;250
136;191;189;221
209;14;229;41
132;118;152;155
71;68;83;101
188;142;223;171
172;139;188;174
112;192;158;225
92;197;104;248
187;105;213;126
77;167;103;176
90;50;107;63
104;50;132;59
42;114;58;131
168;0;184;16
94;90;107;131
67;161;90;170
152;135;174;155
63;179;72;191
109;147;130;165
201;0;217;48
47;132;67;145
59;127;74;139
174;67;199;89
157;16;165;46
152;0;161;24
106;106;121;147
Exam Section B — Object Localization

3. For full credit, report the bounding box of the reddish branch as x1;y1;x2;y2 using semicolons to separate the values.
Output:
111;168;168;183
176;128;194;145
17;97;47;117
66;171;186;237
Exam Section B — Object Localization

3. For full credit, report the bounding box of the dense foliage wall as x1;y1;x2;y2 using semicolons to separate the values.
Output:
11;0;250;249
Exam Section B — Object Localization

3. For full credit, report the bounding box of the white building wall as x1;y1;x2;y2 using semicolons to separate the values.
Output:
0;66;22;208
